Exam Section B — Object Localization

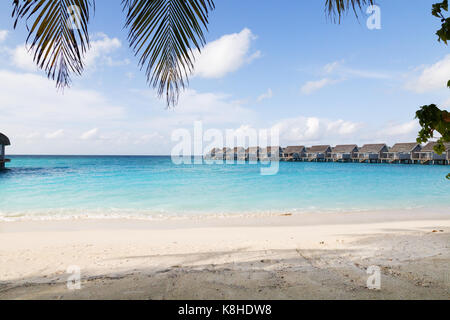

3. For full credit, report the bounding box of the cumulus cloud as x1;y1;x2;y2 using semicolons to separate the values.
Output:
10;33;124;73
300;78;339;95
0;70;124;122
257;88;273;102
84;33;125;69
382;121;419;137
11;45;38;72
271;117;362;145
0;30;8;42
405;55;450;93
193;28;260;78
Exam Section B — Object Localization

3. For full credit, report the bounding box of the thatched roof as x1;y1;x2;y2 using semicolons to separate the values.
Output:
358;144;387;153
421;142;450;152
247;147;260;153
332;145;358;153
284;146;306;154
389;143;420;153
261;146;282;153
0;133;10;146
307;145;331;153
233;147;245;153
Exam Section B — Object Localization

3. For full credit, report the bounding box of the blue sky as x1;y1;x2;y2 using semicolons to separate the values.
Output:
0;0;449;155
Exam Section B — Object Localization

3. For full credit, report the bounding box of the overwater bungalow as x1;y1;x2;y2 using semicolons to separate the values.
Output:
382;143;421;164
229;147;246;161
355;144;388;163
246;147;261;162
0;132;10;170
204;147;221;160
283;146;306;161
414;142;450;165
260;146;284;161
212;147;231;160
304;145;332;162
330;145;359;162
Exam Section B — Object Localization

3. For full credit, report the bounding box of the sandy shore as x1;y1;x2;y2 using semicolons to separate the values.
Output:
0;210;449;300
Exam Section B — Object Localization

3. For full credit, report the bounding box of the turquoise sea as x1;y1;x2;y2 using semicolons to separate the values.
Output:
0;155;449;220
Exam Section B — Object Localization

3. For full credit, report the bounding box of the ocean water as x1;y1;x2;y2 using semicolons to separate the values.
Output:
0;155;449;220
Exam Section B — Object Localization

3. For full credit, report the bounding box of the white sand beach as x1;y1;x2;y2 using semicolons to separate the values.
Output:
0;210;449;300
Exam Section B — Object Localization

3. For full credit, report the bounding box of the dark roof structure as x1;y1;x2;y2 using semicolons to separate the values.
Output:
0;133;10;146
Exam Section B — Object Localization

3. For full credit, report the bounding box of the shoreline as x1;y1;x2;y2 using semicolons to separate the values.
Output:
1;206;449;223
1;210;449;299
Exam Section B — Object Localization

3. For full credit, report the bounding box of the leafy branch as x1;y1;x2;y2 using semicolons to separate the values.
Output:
416;0;450;179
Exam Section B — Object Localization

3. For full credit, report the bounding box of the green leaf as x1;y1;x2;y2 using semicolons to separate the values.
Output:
12;0;94;88
325;0;374;22
123;0;215;107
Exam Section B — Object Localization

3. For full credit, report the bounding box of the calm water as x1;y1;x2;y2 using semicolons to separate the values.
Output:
0;155;449;220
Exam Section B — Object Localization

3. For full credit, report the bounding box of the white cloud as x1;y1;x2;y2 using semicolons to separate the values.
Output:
84;33;124;69
405;55;450;93
271;117;362;145
45;129;64;139
193;28;260;78
222;117;363;148
11;33;124;73
323;61;341;73
257;88;273;102
324;60;390;80
81;128;99;140
382;121;419;137
0;30;8;42
300;78;339;95
11;45;38;72
0;70;124;123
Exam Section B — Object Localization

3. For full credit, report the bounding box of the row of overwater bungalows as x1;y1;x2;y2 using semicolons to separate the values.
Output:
205;142;450;165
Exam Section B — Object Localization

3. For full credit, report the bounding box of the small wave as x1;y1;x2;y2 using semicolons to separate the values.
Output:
1;205;447;222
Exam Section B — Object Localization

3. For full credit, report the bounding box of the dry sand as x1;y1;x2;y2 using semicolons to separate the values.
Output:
0;210;449;300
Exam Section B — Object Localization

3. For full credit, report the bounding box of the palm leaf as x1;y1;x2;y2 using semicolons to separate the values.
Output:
12;0;94;88
123;0;215;107
325;0;374;22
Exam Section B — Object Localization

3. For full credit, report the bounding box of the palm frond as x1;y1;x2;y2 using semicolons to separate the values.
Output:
123;0;215;107
12;0;94;88
325;0;374;22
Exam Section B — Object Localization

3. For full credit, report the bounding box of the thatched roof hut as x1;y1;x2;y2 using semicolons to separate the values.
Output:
332;144;358;154
388;143;421;153
417;142;450;161
358;144;387;153
307;145;332;153
420;142;450;152
384;143;421;161
284;146;306;155
330;145;358;160
261;146;283;154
